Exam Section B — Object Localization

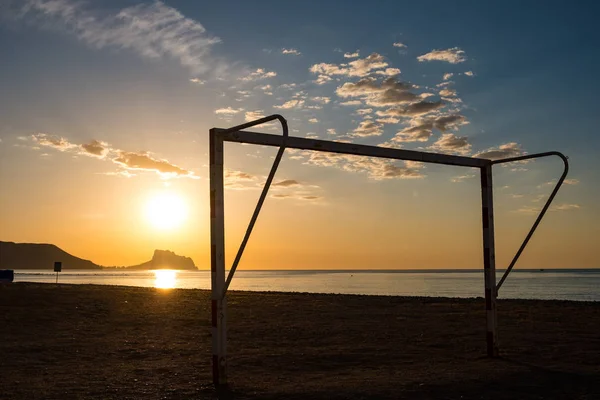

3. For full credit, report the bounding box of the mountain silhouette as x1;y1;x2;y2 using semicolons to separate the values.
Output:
0;241;199;271
119;249;197;271
0;241;102;270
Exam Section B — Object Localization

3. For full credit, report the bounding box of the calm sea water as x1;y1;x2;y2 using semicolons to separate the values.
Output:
13;269;600;301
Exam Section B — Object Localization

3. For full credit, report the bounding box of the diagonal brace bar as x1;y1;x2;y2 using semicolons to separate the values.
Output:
219;115;288;297
493;152;569;292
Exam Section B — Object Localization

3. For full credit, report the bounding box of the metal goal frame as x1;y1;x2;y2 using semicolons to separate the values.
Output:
209;114;569;386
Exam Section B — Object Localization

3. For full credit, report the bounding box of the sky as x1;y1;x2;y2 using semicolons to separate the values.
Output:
0;0;598;270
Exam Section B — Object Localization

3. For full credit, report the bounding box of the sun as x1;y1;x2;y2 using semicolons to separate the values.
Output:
154;270;177;289
144;192;188;230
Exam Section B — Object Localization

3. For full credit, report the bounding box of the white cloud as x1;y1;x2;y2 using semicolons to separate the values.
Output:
282;48;301;56
327;128;337;135
189;78;205;84
240;68;277;81
451;174;476;183
352;120;383;137
553;204;581;211
393;42;407;48
375;68;401;76
356;108;373;115
274;99;305;109
564;179;579;185
344;51;360;58
439;88;457;97
339;100;362;106
309;118;319;123
377;117;400;124
311;96;331;104
443;73;454;81
215;107;243;115
417;47;466;64
464;71;474;76
314;75;333;85
310;53;389;78
13;0;222;76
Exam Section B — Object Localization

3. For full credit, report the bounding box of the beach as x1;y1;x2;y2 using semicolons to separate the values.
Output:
1;283;599;399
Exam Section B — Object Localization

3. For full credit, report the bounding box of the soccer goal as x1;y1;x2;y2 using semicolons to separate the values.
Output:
209;114;569;387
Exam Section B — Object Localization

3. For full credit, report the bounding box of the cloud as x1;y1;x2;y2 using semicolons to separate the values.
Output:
443;73;454;81
336;77;418;107
311;96;331;104
564;179;579;185
327;128;337;135
224;169;258;190
417;47;466;64
32;133;76;151
339;100;362;106
310;53;388;78
13;0;222;76
215;107;243;115
30;133;196;179
344;51;359;58
439;88;457;97
356;108;373;115
375;67;401;76
429;133;471;154
377;100;444;117
393;42;407;48
394;114;472;143
113;151;195;178
240;68;277;81
377;117;400;124
314;75;333;85
464;71;474;76
309;118;319;123
475;142;523;160
245;110;266;122
352;120;383;137
282;48;301;56
553;204;581;211
189;78;205;84
80;140;109;158
273;179;300;187
274;99;305;109
451;174;476;183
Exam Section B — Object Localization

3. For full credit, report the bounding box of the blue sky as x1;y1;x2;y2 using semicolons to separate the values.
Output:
0;0;598;269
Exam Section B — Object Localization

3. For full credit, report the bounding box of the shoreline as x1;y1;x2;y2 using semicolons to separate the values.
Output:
2;282;599;399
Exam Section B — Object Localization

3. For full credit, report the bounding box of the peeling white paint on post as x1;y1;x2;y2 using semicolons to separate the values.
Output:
481;164;499;357
209;129;227;386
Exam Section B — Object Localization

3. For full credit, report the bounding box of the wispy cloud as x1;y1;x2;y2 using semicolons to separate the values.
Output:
352;120;383;137
240;68;277;81
12;0;222;76
393;42;407;48
31;133;196;178
215;107;243;115
310;53;389;78
282;48;301;56
475;143;523;160
274;99;305;109
417;47;466;64
344;51;360;58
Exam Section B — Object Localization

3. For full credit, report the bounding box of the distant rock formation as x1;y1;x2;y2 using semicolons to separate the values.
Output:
0;241;102;270
121;249;198;271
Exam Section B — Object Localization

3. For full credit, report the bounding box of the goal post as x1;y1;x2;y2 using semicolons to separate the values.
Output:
208;114;569;387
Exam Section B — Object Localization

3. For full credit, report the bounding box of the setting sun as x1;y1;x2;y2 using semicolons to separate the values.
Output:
153;270;177;289
144;192;188;231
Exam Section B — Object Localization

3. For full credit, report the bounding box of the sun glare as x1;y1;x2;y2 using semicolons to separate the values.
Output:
154;270;177;289
144;192;188;230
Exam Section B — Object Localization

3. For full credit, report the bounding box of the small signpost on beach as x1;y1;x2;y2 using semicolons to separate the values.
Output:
54;261;62;284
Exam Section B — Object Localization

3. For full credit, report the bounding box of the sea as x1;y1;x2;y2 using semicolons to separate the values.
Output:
13;269;600;302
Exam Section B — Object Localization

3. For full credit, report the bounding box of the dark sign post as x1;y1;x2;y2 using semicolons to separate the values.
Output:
54;261;62;284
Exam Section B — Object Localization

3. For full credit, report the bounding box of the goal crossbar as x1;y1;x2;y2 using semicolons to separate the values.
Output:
209;114;568;387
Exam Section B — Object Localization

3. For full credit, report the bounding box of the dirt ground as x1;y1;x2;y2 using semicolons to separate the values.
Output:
0;283;599;399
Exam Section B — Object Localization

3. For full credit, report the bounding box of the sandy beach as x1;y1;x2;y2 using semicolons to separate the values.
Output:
1;283;599;399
